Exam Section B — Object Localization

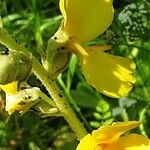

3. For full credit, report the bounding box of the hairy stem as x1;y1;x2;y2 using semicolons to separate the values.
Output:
32;57;87;139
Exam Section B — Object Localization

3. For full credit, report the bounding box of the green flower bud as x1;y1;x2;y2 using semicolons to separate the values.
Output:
44;28;71;77
0;49;32;84
15;51;32;82
0;52;16;84
50;45;71;76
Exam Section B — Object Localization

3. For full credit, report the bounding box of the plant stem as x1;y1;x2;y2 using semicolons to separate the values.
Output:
139;106;149;136
38;89;56;108
32;57;87;140
120;108;129;122
58;76;92;132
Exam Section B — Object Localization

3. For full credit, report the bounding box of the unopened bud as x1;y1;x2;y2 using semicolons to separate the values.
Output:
0;50;32;84
44;26;71;77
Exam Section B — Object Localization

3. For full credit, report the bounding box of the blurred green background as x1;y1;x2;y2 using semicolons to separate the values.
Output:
0;0;150;149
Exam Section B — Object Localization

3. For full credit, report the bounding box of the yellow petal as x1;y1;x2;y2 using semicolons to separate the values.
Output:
116;134;150;150
0;81;18;95
96;134;150;150
76;122;145;150
78;47;136;98
88;45;112;51
92;121;140;144
76;134;96;150
5;94;27;115
60;0;114;43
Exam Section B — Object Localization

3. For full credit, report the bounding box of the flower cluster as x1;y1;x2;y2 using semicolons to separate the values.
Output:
118;0;150;42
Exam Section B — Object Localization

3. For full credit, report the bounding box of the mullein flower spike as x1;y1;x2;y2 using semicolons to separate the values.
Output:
76;121;150;150
53;0;136;98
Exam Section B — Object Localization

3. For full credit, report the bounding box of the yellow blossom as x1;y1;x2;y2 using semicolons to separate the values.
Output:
58;0;136;98
76;121;150;150
0;81;18;95
0;82;31;115
0;82;25;114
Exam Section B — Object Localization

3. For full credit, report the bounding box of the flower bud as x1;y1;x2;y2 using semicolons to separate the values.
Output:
0;50;32;84
44;27;71;77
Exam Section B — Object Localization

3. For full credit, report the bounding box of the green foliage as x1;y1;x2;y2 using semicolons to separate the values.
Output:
0;0;150;149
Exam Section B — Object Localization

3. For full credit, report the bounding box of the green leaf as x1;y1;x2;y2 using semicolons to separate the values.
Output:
66;55;78;90
71;83;108;109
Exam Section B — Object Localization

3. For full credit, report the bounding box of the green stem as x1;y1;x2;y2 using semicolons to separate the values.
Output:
65;90;92;132
120;109;129;122
31;0;43;49
32;57;87;140
0;16;3;28
139;107;148;136
38;90;56;108
58;76;92;132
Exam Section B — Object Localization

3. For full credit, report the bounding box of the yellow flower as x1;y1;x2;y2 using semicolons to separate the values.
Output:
0;82;20;114
0;82;30;115
0;81;18;95
58;0;136;98
76;121;150;150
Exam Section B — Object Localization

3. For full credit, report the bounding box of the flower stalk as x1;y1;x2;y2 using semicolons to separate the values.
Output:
32;57;87;139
